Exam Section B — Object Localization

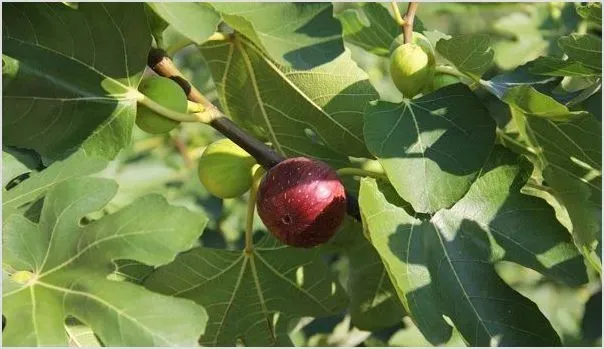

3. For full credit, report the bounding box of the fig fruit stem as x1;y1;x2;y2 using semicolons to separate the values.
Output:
390;0;406;27
187;101;204;113
336;167;388;180
402;2;419;44
137;93;214;123
245;165;265;254
207;32;229;41
435;65;466;79
172;134;194;168
583;246;602;275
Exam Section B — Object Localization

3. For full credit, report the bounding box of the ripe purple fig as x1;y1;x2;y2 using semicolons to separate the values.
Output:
256;157;347;248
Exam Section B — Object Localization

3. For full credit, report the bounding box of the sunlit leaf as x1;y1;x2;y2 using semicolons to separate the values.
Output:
2;177;208;346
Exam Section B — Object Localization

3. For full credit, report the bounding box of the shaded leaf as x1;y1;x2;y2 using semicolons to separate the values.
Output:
426;211;560;346
144;234;348;346
503;86;601;250
436;34;494;80
530;56;598;77
2;177;208;346
200;38;378;166
442;149;587;286
364;84;496;213
581;289;602;341
211;3;344;70
558;34;602;72
336;3;424;57
481;62;556;99
325;217;405;331
2;3;151;161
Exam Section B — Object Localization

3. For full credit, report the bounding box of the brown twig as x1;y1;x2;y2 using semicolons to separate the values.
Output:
147;47;285;169
402;2;419;44
172;134;193;168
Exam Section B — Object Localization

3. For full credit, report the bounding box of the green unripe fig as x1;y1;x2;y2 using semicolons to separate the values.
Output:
431;73;460;91
197;138;257;198
390;43;434;98
136;76;186;134
389;32;435;65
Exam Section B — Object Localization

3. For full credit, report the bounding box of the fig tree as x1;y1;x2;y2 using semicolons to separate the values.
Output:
390;43;434;98
197;138;256;198
136;76;187;134
256;157;347;248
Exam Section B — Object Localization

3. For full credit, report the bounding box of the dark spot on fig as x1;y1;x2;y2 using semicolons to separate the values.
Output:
281;214;292;225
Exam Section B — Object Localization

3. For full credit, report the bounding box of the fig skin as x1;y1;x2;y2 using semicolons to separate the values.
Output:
198;139;256;198
390;43;434;98
256;157;347;248
136;76;186;134
389;32;435;66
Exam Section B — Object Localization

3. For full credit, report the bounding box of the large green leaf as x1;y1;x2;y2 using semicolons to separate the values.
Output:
2;151;107;219
144;234;348;346
210;3;344;70
2;3;151;161
364;84;496;213
440;150;587;286
436;34;494;80
146;3;221;45
503;86;601;251
359;147;583;345
200;37;378;166
358;180;453;345
425;212;560;346
2;177;208;346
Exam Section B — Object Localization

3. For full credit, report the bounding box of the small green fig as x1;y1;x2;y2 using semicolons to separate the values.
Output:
136;76;187;134
389;32;435;65
197;138;257;198
390;43;434;98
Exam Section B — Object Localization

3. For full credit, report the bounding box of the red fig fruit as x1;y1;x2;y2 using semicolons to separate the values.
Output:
256;157;347;248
